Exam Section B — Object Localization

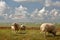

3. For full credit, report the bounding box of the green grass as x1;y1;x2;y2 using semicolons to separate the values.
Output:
0;22;40;27
0;29;11;40
0;22;60;27
0;29;60;40
0;23;10;27
0;23;60;40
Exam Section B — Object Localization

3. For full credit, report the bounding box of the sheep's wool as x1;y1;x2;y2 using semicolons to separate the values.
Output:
40;23;55;32
11;26;15;30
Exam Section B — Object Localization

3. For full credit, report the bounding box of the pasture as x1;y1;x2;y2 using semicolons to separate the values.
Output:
0;23;60;40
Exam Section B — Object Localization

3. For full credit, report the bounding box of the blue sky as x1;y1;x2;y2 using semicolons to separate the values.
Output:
0;0;60;23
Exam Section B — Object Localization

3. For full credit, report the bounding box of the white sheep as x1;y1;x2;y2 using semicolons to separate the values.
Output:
40;23;56;36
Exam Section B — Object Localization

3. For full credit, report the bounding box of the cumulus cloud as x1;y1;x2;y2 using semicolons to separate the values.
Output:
10;5;28;19
31;7;60;21
31;7;47;20
39;7;45;14
0;0;60;22
0;1;7;15
50;9;58;16
0;1;10;20
50;8;60;20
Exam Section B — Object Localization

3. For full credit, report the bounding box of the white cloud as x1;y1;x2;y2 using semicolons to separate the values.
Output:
37;7;46;18
45;0;60;7
10;5;28;19
31;7;60;21
13;0;26;2
53;1;60;7
45;0;52;7
50;9;59;16
9;14;12;18
15;5;27;11
0;1;7;15
31;7;46;18
31;7;47;20
39;7;45;13
13;0;42;2
50;8;60;19
31;8;38;17
0;1;10;20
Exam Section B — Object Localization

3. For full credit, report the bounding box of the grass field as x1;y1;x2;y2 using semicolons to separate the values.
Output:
0;23;60;40
0;29;60;40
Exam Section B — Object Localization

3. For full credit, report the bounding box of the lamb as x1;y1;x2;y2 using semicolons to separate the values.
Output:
40;23;56;36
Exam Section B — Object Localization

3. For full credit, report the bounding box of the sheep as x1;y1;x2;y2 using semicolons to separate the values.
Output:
40;23;56;36
11;23;20;32
19;24;26;34
20;24;26;31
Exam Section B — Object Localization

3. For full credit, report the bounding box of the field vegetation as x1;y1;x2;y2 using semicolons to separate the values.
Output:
0;22;60;40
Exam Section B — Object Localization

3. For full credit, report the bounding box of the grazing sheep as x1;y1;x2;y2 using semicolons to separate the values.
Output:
19;24;26;34
20;24;26;31
40;23;56;36
11;23;20;32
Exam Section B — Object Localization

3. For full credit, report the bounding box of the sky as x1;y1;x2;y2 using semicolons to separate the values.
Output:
0;0;60;23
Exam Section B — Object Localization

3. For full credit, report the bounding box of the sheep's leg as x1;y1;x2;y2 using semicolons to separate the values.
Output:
44;31;46;38
43;32;47;40
52;31;56;36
